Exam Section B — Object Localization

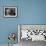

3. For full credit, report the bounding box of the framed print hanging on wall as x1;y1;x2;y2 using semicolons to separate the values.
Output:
4;6;17;17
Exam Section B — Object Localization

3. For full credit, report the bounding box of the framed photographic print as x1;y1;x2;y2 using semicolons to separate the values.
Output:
18;24;46;42
4;6;17;17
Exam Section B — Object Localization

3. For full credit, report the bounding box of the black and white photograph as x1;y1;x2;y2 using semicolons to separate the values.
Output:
18;25;46;41
4;6;17;17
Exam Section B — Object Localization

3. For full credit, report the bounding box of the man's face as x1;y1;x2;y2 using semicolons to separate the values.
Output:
6;9;11;15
